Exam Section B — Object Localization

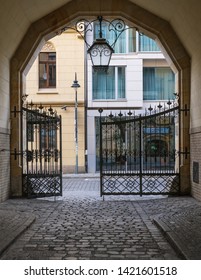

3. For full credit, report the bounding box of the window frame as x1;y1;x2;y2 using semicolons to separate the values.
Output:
38;52;56;89
92;66;126;100
143;67;175;101
40;124;57;150
138;34;161;52
93;22;136;54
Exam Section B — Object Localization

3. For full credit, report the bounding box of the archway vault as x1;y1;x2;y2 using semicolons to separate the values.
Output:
10;0;191;196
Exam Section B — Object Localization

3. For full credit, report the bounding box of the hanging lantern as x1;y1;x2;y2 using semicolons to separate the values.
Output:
87;38;114;71
87;16;114;71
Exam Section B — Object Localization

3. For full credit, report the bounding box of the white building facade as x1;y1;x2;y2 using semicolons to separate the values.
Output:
86;27;176;173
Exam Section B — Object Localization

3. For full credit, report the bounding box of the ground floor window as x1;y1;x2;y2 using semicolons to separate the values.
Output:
95;115;176;172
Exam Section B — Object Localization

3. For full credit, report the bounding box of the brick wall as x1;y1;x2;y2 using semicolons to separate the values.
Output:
191;130;201;201
0;131;10;202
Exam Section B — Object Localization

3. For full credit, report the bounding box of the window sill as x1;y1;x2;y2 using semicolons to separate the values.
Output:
37;90;59;94
92;99;127;102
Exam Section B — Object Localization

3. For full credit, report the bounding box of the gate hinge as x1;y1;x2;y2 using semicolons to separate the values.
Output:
179;147;190;159
180;104;190;116
11;106;22;117
0;148;22;160
11;148;22;160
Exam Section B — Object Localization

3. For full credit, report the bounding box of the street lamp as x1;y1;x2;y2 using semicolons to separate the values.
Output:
87;16;114;71
71;73;80;174
57;16;130;70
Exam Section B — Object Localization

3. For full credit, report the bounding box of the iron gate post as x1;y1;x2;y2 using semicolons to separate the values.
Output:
139;115;143;196
99;108;103;197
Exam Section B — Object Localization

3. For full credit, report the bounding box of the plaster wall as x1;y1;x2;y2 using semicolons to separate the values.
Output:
26;31;85;173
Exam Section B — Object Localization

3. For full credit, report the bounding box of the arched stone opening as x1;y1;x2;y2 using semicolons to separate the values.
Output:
10;0;190;196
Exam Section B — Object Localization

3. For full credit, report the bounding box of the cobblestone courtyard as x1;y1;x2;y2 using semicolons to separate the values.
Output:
1;177;201;260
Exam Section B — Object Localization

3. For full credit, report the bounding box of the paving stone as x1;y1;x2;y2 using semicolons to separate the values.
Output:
1;177;201;259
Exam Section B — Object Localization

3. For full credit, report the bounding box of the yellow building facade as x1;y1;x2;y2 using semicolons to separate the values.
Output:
26;30;86;173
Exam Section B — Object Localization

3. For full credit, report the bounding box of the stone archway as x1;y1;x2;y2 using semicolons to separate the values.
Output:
10;0;190;196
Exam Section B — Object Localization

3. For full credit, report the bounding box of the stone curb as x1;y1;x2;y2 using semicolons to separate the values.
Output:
0;211;36;256
153;217;188;260
63;173;99;178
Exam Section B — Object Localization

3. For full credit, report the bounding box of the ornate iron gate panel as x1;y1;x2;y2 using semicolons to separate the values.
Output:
22;103;62;198
100;101;180;196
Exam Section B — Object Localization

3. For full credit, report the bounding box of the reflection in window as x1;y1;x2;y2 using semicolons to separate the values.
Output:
40;126;57;150
145;139;168;157
39;52;56;88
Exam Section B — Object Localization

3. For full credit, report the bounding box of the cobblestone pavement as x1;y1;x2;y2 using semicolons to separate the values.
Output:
0;177;201;260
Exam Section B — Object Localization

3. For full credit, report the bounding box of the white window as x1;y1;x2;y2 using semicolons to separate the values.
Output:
92;66;126;100
143;67;175;100
94;22;136;54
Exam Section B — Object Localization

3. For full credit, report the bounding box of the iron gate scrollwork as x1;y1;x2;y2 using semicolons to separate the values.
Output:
22;103;62;198
100;99;180;196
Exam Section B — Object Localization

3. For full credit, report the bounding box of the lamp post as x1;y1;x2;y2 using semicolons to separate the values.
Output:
71;73;80;174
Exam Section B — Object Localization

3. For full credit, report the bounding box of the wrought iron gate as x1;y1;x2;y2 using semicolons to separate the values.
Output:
100;100;180;196
22;103;62;198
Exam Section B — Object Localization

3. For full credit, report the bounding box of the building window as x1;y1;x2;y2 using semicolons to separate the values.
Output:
143;67;175;100
139;34;160;52
93;66;126;100
94;23;136;53
128;29;136;53
39;52;56;88
40;126;57;150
